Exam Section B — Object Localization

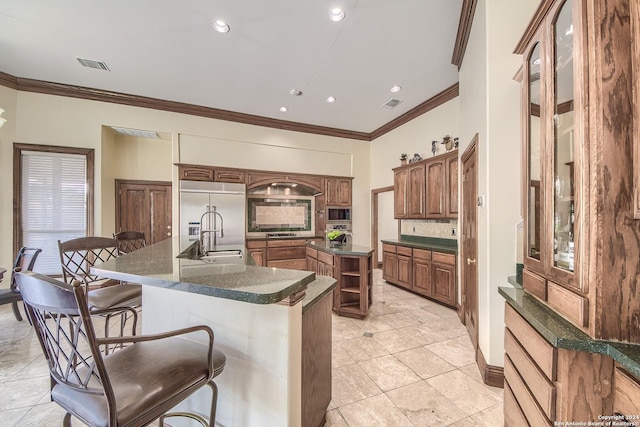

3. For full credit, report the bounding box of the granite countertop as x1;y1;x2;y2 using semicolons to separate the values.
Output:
302;276;337;314
92;238;316;305
307;240;374;256
246;235;325;241
500;278;640;378
382;235;458;254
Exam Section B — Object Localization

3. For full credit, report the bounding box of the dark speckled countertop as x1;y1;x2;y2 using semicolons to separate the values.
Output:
500;277;640;378
381;235;458;254
307;240;374;256
92;238;318;305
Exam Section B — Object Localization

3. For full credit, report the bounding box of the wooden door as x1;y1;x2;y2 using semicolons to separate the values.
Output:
461;137;478;349
116;180;172;245
426;160;446;217
394;169;408;218
407;164;426;218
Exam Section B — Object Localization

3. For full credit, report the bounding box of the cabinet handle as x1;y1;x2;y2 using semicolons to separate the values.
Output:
466;258;476;265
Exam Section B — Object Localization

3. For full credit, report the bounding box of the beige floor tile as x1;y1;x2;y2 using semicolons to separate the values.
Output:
332;318;365;342
15;402;72;427
339;393;413;427
339;335;389;362
469;402;504;426
357;355;421;392
372;328;422;353
356;314;395;334
398;323;448;346
403;307;441;323
325;409;349;427
386;380;467;426
426;339;476;367
447;416;478;426
427;370;503;416
458;362;484;383
394;346;456;379
420;318;469;338
423;303;461;318
376;311;421;329
367;300;405;317
0;406;31;427
0;376;50;411
331;363;382;407
332;341;356;368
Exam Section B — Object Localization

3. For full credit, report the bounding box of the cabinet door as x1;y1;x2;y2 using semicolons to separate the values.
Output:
325;178;351;206
397;255;412;289
307;256;317;273
413;259;432;296
446;154;459;218
214;167;245;183
407;164;426;218
179;166;214;182
432;262;456;307
394;169;408;218
250;249;266;266
382;252;397;282
337;179;352;205
426;160;446;218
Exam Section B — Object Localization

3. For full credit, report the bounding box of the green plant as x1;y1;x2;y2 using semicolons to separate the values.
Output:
326;230;344;240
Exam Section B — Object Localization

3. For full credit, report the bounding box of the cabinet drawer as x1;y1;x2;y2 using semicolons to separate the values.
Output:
246;240;266;249
267;239;306;248
504;381;529;427
413;248;432;260
317;251;334;266
505;303;556;380
382;243;396;253
432;252;455;265
397;246;412;257
614;367;640;416
180;166;214;181
214;168;245;183
306;247;318;259
267;258;307;270
547;281;588;327
267;247;306;261
504;356;552;427
523;269;547;301
505;329;556;419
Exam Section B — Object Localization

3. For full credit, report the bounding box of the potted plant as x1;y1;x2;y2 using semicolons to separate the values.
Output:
400;153;408;165
327;230;347;246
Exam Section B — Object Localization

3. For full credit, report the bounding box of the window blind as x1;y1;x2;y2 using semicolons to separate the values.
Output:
21;151;87;275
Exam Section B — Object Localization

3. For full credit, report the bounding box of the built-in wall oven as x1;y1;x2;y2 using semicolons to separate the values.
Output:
326;206;351;223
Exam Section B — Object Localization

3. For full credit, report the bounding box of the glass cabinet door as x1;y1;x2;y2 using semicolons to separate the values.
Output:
551;0;575;272
527;42;543;262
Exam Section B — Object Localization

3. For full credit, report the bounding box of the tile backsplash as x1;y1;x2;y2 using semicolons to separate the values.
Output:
401;219;458;240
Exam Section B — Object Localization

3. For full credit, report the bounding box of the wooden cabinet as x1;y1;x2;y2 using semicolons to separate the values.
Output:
517;0;640;342
247;240;267;266
393;163;425;219
325;178;352;206
425;159;445;218
333;253;373;319
316;251;334;278
393;151;458;220
613;367;640;418
178;165;214;181
382;242;456;308
214;167;245;183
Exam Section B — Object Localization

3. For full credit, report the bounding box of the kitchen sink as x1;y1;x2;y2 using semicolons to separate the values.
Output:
199;249;244;263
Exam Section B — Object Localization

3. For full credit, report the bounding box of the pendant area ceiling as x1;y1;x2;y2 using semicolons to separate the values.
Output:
0;0;462;134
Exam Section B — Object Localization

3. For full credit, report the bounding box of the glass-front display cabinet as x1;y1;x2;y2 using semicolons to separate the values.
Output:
521;0;586;298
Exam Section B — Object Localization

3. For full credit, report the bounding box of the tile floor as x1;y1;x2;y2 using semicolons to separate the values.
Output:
0;270;503;426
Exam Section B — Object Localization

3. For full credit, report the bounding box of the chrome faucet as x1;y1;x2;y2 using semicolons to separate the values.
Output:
199;209;224;254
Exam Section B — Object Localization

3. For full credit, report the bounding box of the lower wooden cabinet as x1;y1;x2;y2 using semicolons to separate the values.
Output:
382;242;456;308
247;240;266;266
248;238;321;270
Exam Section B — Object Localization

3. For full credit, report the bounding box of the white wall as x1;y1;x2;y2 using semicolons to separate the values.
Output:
0;90;372;270
458;0;540;366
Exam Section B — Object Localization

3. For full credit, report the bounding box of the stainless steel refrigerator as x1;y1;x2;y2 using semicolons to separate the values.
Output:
179;181;246;251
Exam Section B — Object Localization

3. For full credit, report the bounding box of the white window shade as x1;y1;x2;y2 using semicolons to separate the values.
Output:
21;151;87;275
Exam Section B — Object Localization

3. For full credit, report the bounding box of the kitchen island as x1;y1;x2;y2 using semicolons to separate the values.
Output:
92;237;336;427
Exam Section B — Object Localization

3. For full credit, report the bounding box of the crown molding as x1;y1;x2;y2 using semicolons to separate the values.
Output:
451;0;478;70
369;83;459;140
1;72;459;142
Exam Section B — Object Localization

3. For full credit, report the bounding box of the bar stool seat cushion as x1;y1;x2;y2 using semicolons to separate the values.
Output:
51;337;226;427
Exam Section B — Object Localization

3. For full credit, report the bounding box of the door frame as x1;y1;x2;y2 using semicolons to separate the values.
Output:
460;135;478;342
371;185;396;267
115;179;172;238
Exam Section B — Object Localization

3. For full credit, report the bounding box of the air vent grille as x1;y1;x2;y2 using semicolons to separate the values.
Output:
111;126;160;139
76;57;110;71
382;98;403;109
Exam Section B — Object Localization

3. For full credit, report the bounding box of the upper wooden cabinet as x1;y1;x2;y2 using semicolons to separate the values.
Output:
393;151;457;219
178;165;214;182
325;178;352;206
517;0;640;342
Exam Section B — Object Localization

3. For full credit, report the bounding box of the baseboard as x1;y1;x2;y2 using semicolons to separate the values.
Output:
476;346;505;388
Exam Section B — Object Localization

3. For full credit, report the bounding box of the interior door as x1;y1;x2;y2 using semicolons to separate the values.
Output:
116;180;172;245
461;136;478;350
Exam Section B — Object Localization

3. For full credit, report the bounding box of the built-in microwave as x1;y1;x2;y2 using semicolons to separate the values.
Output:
326;206;351;223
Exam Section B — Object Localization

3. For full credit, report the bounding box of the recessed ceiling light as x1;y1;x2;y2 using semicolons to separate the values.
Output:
390;85;402;93
327;96;336;103
213;20;230;33
279;106;288;112
290;89;303;96
329;8;346;22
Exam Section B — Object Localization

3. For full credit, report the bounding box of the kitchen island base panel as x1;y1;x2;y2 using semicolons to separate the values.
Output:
142;285;302;427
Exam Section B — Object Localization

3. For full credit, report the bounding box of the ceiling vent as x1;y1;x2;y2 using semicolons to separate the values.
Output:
111;126;160;139
382;98;403;109
76;57;110;71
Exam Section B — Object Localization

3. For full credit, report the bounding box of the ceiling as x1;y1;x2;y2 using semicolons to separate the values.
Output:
0;0;463;134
